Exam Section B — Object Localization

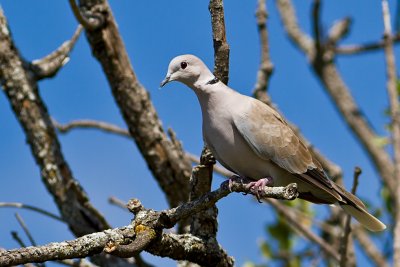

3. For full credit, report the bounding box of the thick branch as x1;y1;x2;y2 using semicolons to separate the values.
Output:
0;6;109;238
188;147;218;240
209;0;230;84
0;8;130;267
72;0;192;208
275;0;314;57
381;1;400;265
148;233;233;267
0;226;136;266
30;25;83;80
1;180;296;266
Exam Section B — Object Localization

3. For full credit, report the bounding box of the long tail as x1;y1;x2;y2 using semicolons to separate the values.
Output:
340;204;386;232
332;183;386;232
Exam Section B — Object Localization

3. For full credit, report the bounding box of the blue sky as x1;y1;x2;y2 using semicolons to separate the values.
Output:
0;1;397;266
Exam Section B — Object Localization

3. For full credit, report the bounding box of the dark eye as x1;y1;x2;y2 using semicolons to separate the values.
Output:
180;61;188;69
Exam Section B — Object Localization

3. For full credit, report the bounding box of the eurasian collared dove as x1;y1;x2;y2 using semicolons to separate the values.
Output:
161;54;386;232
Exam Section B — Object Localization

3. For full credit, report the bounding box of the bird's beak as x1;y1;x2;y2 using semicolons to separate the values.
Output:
160;75;171;88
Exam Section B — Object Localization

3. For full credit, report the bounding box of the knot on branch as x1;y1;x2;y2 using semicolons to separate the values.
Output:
127;198;143;215
200;145;216;166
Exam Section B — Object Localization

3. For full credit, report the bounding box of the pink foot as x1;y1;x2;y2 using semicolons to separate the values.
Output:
222;175;274;202
245;177;274;202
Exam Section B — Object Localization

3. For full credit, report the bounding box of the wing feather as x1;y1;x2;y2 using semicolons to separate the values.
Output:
233;99;341;200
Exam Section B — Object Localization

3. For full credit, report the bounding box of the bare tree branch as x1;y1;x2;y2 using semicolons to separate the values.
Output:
353;227;390;267
71;0;192;208
381;1;400;265
68;0;103;30
1;180;297;266
108;197;129;211
11;231;27;248
53;119;131;139
0;202;63;222
336;34;400;55
253;0;274;103
30;25;83;80
209;0;230;84
339;167;361;267
0;6;109;237
327;17;352;45
187;147;218;239
267;199;340;262
15;213;38;247
275;0;396;195
0;8;131;267
275;0;314;57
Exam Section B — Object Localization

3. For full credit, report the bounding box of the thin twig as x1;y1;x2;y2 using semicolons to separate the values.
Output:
312;0;322;55
335;34;400;55
328;17;351;45
267;199;340;262
11;231;27;248
353;227;390;267
381;1;400;266
15;213;37;247
0;202;63;222
108;196;128;211
339;167;361;267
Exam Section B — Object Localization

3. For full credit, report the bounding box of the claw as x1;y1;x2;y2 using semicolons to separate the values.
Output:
245;177;274;202
221;175;274;202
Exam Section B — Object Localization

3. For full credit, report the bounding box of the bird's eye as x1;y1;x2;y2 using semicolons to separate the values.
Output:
180;62;188;69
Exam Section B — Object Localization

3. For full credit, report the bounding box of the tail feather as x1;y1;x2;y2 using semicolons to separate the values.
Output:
331;182;386;231
340;204;386;232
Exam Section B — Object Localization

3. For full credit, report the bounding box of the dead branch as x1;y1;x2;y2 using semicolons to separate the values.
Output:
30;25;82;80
275;0;396;196
267;199;340;262
339;167;361;267
353;227;390;267
328;18;352;45
53;118;130;138
381;1;400;266
0;180;297;266
0;202;63;222
275;0;314;57
253;0;274;102
68;0;103;30
70;0;192;208
0;7;130;266
209;0;230;84
336;34;400;55
0;6;109;237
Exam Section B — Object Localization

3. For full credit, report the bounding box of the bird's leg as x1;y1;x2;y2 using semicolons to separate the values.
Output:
245;177;274;203
221;175;274;202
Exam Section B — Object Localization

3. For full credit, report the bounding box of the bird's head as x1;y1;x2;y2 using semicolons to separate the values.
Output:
160;54;214;88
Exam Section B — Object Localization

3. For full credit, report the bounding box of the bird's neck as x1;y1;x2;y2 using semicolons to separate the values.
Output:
190;78;233;119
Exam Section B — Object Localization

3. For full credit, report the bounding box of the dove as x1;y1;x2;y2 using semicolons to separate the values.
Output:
161;54;386;232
